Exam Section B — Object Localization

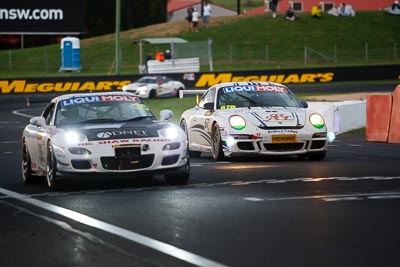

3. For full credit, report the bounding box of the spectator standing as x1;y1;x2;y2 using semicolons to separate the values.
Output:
269;0;279;18
191;8;200;33
392;0;400;10
186;6;194;32
155;52;165;61
311;5;321;18
285;7;298;21
202;1;212;29
164;49;171;60
145;51;152;63
145;51;152;73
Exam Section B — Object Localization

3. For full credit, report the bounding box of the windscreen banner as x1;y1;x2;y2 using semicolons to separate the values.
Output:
0;0;85;34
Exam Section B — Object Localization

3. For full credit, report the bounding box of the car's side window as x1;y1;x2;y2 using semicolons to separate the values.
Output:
42;103;55;126
198;87;216;109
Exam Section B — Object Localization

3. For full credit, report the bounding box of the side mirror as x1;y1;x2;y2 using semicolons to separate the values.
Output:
30;116;47;128
300;101;308;108
203;102;214;110
159;109;173;121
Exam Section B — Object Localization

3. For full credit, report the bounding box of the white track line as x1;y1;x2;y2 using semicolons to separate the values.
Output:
0;187;228;267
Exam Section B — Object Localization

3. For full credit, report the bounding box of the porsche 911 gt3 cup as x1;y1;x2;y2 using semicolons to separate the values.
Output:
121;75;185;98
22;92;190;189
180;82;328;161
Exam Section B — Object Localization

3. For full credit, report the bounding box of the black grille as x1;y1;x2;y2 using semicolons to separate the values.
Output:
263;143;304;152
162;155;180;166
71;160;91;169
101;146;154;170
237;142;255;151
311;140;326;149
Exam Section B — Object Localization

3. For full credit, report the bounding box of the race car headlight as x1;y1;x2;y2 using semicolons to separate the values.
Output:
122;85;128;91
229;115;246;130
309;114;325;129
162;142;181;151
65;131;86;144
138;86;148;95
158;127;179;139
68;147;92;155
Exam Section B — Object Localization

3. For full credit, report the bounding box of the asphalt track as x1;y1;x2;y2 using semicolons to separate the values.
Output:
1;82;400;267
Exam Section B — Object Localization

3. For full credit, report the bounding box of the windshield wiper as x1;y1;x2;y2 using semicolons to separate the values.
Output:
80;118;118;123
124;116;155;122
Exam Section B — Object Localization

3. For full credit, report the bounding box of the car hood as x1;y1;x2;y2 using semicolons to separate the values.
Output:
63;121;169;141
217;107;307;129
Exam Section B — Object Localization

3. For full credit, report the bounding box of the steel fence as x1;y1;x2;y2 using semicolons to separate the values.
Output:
0;41;399;75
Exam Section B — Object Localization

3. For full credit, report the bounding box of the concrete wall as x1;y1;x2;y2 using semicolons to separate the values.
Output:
308;100;366;135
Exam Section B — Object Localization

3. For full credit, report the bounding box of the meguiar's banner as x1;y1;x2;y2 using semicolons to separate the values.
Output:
1;64;399;94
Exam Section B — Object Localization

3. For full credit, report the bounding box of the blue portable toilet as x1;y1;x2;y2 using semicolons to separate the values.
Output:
59;37;81;72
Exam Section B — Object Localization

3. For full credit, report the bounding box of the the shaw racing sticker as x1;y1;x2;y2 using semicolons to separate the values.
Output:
78;138;171;146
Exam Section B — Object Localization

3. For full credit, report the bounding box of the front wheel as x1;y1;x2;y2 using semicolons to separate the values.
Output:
165;159;190;185
211;123;225;161
180;120;201;158
22;139;35;184
149;90;157;99
46;141;61;190
308;151;326;161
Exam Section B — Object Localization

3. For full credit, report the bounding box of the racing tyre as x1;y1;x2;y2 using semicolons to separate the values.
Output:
165;159;190;185
180;120;201;158
46;141;61;190
308;151;326;161
211;123;225;161
149;90;157;99
22;139;35;184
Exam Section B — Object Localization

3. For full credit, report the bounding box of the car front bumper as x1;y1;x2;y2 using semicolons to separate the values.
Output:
221;133;327;157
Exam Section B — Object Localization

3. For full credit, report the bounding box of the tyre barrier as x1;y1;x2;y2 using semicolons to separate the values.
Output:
366;85;400;143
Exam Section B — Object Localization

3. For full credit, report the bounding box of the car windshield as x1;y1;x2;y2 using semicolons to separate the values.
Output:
217;84;302;109
137;76;158;83
55;95;155;126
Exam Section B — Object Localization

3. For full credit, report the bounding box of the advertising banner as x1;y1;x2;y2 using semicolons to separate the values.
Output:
0;0;85;34
0;64;399;94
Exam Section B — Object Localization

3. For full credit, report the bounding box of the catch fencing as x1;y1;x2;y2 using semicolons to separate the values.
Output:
0;41;399;75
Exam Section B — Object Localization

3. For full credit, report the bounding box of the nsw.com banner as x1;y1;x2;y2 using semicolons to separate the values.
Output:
0;0;85;34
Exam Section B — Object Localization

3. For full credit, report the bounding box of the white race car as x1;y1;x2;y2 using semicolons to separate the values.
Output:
180;82;328;161
122;75;185;98
22;92;190;189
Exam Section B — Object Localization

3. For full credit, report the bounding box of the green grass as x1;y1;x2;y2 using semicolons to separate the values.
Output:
145;96;198;124
212;0;263;11
1;11;400;78
342;127;366;134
